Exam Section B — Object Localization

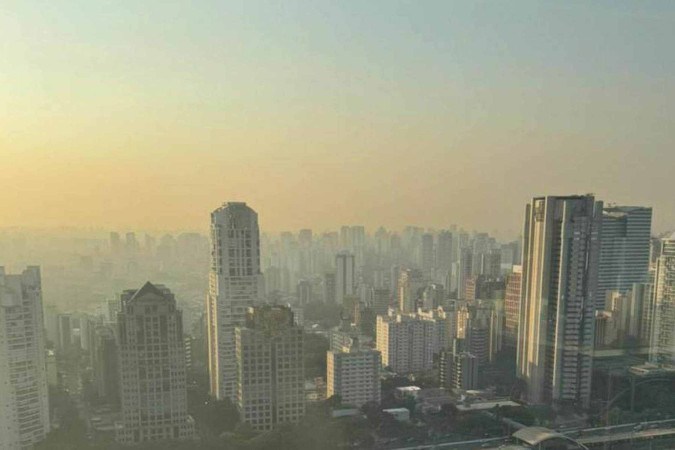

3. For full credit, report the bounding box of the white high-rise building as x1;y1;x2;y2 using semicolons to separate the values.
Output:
115;283;194;444
0;267;50;450
651;234;675;365
596;206;652;310
327;348;381;408
517;195;602;408
207;202;262;400
335;251;355;306
376;312;437;374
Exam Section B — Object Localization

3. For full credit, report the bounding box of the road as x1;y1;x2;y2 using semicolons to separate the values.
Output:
566;418;675;440
389;436;505;450
579;427;675;446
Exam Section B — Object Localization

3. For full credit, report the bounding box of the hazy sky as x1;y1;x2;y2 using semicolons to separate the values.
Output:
2;1;674;239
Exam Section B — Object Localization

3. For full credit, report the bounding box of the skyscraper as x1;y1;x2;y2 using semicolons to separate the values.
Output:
651;234;675;365
504;265;523;348
350;225;366;267
436;230;454;277
340;226;351;250
296;279;312;306
420;233;434;277
235;305;305;431
517;195;602;408
596;206;652;310
92;324;119;408
465;308;492;365
335;251;355;306
373;288;391;317
207;202;262;400
471;233;491;277
0;267;50;450
57;312;74;353
635;281;656;347
480;250;502;278
115;282;195;444
323;272;336;304
397;268;424;313
457;247;473;299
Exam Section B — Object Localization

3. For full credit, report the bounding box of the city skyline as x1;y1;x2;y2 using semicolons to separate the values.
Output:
4;194;675;449
0;196;669;242
3;1;675;448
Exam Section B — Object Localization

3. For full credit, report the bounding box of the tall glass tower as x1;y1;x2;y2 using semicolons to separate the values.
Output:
517;195;602;408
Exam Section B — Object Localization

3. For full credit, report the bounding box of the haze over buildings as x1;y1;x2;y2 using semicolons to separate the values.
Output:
3;2;675;449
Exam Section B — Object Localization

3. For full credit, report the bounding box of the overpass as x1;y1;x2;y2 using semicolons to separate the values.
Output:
551;420;675;448
576;425;675;448
389;419;675;450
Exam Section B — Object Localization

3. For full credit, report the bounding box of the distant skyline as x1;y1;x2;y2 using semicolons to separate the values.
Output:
2;1;675;239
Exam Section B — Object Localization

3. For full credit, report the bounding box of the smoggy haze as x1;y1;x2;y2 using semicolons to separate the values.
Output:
2;1;675;238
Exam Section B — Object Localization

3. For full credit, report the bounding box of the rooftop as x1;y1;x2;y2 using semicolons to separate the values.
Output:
456;400;520;412
128;281;166;302
383;408;411;413
396;386;421;392
512;427;566;446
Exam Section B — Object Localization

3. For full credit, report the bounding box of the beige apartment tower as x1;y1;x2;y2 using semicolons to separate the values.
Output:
236;306;305;431
327;342;381;408
115;283;195;444
207;202;262;400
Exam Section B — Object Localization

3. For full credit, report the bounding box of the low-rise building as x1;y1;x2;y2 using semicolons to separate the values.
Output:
395;386;421;400
383;407;410;422
327;345;381;408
